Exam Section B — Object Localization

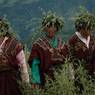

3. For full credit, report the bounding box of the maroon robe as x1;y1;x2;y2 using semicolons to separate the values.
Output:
0;36;23;95
28;38;63;86
61;34;95;75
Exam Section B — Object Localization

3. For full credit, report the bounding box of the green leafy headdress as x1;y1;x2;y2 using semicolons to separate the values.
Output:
0;17;11;37
75;12;95;31
42;11;64;31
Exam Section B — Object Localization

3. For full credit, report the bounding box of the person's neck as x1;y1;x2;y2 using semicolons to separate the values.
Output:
46;35;55;40
82;35;88;40
79;30;90;40
79;32;89;40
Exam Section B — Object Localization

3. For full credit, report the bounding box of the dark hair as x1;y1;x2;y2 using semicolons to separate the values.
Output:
75;13;95;31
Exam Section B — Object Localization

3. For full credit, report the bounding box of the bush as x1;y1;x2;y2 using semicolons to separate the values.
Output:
31;59;95;95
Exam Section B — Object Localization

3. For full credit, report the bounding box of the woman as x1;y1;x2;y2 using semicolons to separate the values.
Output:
0;18;29;95
61;12;95;93
28;12;64;88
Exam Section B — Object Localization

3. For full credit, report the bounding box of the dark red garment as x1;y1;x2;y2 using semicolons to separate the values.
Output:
0;71;22;95
0;37;23;95
61;34;95;75
28;38;63;86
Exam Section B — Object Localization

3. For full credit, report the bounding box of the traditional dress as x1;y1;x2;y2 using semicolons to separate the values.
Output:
0;36;29;95
61;32;95;93
61;32;95;75
28;36;63;86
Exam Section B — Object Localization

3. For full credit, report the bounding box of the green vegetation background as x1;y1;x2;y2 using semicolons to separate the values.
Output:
0;0;95;95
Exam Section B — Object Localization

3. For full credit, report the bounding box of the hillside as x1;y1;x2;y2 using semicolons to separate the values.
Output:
0;0;95;48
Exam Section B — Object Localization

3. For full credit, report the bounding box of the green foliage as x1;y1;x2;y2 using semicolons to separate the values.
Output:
41;11;64;31
0;17;10;36
0;17;17;37
25;58;95;95
43;59;76;95
74;10;95;31
27;11;64;47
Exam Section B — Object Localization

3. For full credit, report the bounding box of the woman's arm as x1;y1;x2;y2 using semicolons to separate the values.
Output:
16;50;29;83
